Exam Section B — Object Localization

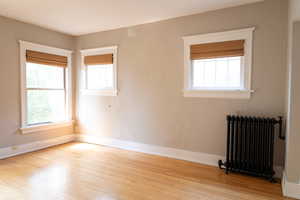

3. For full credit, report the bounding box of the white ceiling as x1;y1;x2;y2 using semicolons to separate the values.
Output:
0;0;263;36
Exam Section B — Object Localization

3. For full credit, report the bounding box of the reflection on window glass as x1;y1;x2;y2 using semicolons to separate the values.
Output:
27;90;65;125
87;64;113;89
192;57;242;89
26;63;64;89
26;62;66;125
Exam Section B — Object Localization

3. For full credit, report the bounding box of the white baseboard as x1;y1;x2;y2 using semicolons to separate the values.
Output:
0;134;76;159
0;133;283;180
77;135;283;178
273;166;283;179
282;171;300;199
77;135;224;167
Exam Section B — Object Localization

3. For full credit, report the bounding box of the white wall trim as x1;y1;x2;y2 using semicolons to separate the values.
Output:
76;134;282;178
80;46;118;54
0;134;76;159
182;27;255;99
77;135;223;166
274;166;283;179
182;27;256;43
282;171;300;199
19;40;73;56
183;89;253;99
20;120;74;134
0;133;283;179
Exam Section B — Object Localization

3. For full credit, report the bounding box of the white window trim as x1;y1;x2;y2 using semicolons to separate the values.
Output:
182;27;255;99
20;120;74;134
19;40;73;134
80;46;118;96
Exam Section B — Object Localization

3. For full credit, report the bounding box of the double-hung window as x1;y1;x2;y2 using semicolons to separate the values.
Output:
183;28;255;99
81;46;118;96
19;41;72;134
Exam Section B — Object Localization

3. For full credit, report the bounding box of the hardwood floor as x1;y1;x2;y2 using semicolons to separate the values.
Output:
0;142;293;200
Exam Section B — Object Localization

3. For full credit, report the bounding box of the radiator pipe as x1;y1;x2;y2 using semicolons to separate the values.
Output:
277;116;285;140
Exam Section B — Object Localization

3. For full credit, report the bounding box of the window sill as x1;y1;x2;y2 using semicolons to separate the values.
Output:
20;120;74;134
183;89;253;99
80;89;118;96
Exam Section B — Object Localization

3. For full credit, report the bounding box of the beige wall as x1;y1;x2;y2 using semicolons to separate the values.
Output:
0;16;75;148
76;0;288;166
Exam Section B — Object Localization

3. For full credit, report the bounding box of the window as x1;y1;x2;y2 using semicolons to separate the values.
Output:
19;41;73;134
183;28;255;99
81;46;118;96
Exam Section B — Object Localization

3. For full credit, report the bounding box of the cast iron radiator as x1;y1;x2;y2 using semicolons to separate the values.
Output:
218;115;285;181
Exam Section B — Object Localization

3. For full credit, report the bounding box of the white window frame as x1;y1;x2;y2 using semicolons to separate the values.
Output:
183;27;255;99
19;41;73;134
80;46;118;96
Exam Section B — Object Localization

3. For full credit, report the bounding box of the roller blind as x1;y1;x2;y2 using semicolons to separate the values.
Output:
26;50;68;67
190;40;245;60
84;54;113;65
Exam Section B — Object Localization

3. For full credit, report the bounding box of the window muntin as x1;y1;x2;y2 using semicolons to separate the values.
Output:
192;56;242;90
86;64;113;90
26;62;66;125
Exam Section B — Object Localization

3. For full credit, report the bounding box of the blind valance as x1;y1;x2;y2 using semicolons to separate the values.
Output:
84;54;113;65
26;50;68;67
190;40;245;60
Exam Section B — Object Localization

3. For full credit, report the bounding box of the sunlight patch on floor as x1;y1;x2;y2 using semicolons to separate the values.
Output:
69;142;97;151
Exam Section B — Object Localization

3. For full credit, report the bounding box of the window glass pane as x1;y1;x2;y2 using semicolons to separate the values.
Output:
87;64;113;89
215;59;228;87
192;57;242;89
26;62;64;89
27;90;65;125
203;60;215;87
192;61;204;87
228;58;241;87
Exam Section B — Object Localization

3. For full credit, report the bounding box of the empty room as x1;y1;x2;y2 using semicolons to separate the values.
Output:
0;0;300;199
